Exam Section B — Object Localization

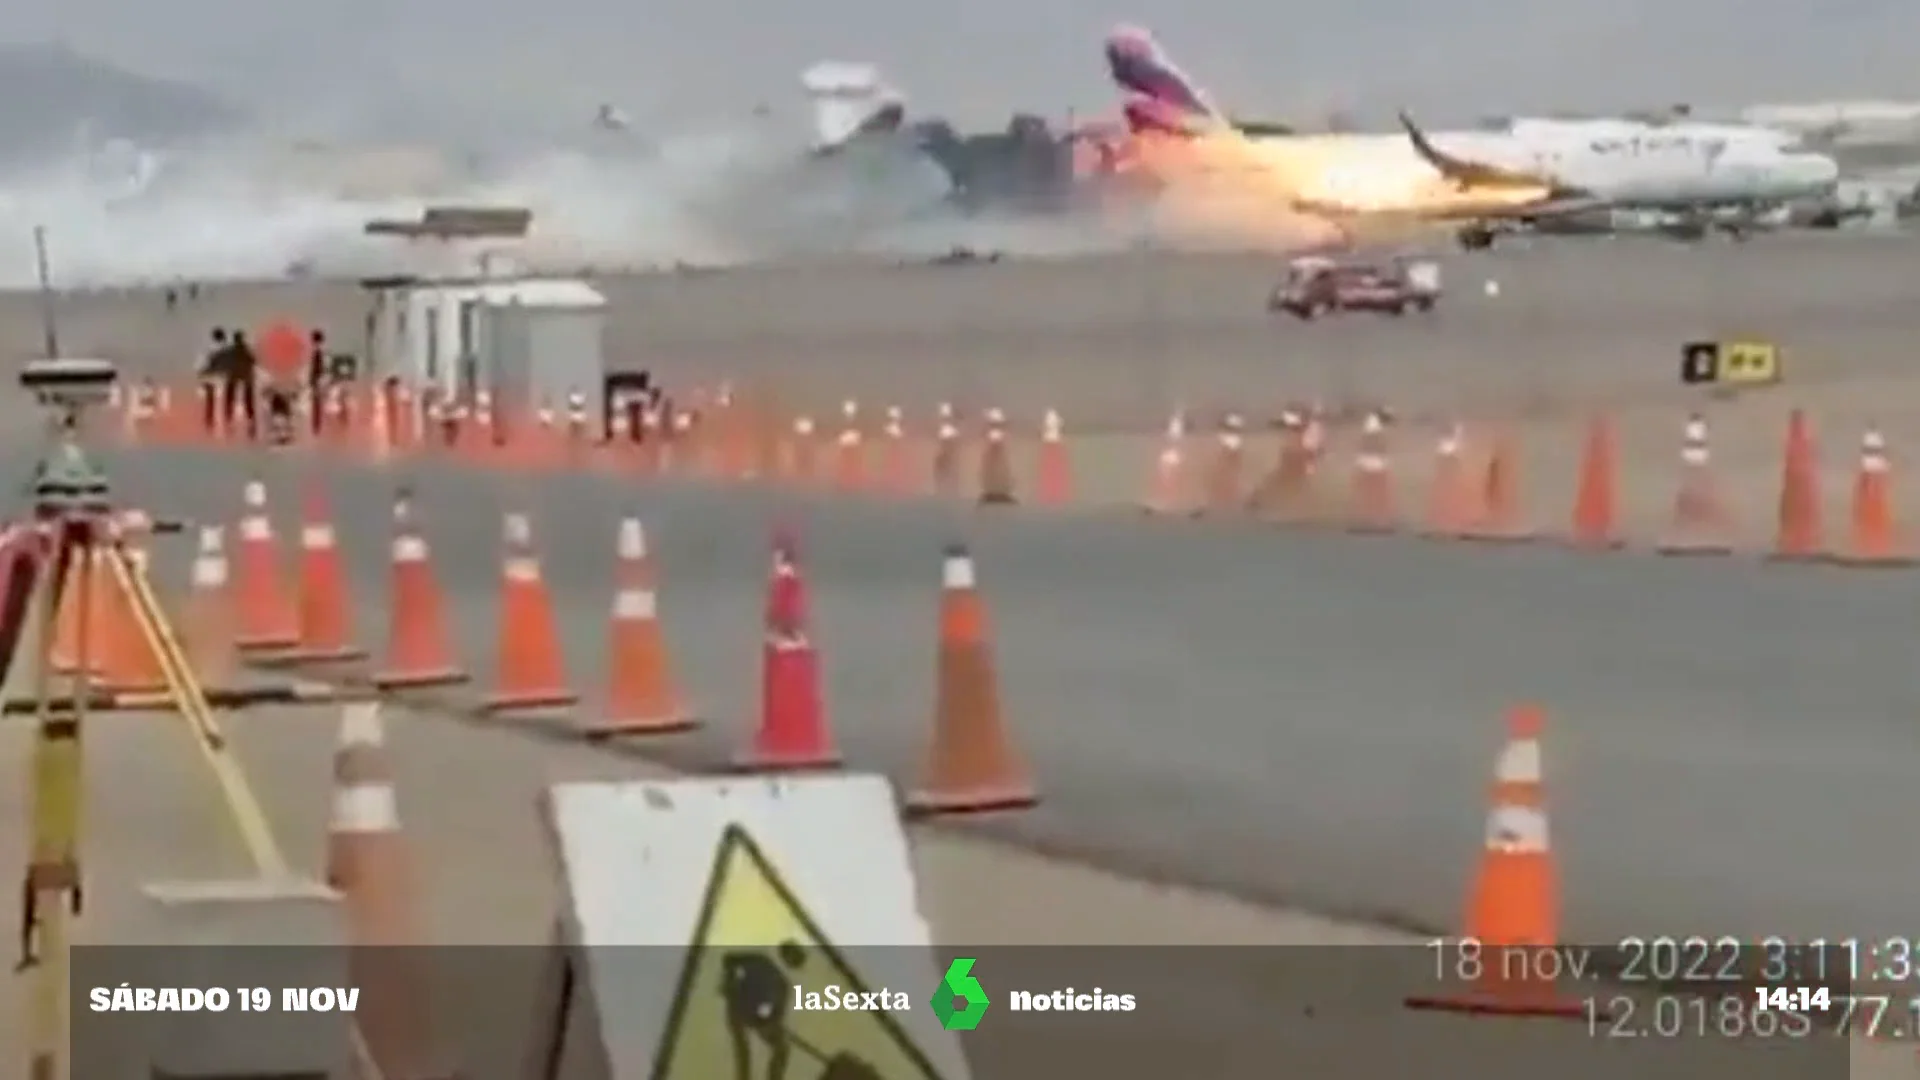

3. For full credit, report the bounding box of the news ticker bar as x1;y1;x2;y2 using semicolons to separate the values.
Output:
68;944;1865;1079
67;940;1897;1010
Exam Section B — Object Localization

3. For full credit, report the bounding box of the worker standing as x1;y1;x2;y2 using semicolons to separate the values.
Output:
224;331;260;439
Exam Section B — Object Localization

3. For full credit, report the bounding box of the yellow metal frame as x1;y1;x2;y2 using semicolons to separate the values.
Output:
15;516;377;1080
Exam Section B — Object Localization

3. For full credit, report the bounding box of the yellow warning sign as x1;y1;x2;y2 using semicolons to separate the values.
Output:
649;823;949;1080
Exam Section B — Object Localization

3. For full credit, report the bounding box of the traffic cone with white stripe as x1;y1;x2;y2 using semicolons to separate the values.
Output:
908;544;1036;815
1141;410;1190;515
736;529;840;771
1347;410;1396;532
879;406;913;495
233;478;298;651
373;491;467;689
1835;425;1916;566
1657;413;1733;555
284;481;365;663
482;512;577;714
832;400;867;492
977;408;1018;505
95;529;166;696
787;415;819;485
931;403;962;497
584;517;696;737
1034;408;1073;506
1406;704;1585;1019
1200;413;1246;515
179;525;240;690
1250;407;1318;520
1423;423;1474;537
325;701;458;1080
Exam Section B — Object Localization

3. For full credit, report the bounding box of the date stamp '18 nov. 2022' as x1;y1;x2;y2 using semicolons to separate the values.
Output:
1426;935;1920;1041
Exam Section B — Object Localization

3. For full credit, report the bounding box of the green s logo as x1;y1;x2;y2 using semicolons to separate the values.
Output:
930;958;990;1031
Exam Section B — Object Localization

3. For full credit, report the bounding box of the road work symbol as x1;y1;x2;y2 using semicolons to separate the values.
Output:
648;824;947;1080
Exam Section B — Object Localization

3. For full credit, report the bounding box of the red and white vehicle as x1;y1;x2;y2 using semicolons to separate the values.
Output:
1268;255;1441;319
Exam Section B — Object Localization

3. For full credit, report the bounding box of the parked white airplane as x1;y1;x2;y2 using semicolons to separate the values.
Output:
1500;115;1800;154
1421;122;1840;244
1104;27;1840;248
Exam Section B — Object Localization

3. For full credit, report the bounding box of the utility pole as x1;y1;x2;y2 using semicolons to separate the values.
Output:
33;226;60;359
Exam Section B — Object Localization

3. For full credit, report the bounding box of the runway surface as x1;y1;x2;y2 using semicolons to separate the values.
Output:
7;236;1920;965
16;231;1920;430
90;438;1920;945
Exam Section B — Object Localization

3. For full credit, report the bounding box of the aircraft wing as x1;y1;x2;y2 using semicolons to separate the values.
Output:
1398;112;1555;190
1477;194;1613;220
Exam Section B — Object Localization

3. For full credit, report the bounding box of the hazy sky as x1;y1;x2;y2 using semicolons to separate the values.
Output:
11;0;1920;135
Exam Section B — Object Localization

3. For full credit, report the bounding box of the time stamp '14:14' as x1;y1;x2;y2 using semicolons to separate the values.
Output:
1588;987;1920;1040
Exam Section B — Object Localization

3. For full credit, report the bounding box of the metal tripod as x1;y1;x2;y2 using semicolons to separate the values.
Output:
12;404;294;1080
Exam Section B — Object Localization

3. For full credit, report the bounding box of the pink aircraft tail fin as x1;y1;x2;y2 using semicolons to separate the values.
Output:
1104;26;1225;134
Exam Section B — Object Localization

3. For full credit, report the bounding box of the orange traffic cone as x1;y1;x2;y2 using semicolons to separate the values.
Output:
832;400;866;492
95;538;165;696
179;525;240;690
1347;410;1396;532
787;416;819;484
1405;704;1585;1019
1567;414;1622;549
1141;410;1190;515
1250;407;1319;520
1657;413;1734;555
232;478;298;651
908;545;1036;815
978;409;1017;505
373;492;468;689
1834;426;1916;567
879;406;913;495
584;518;696;737
48;547;105;675
736;530;840;771
326;701;393;890
1200;414;1246;515
1034;408;1073;506
1463;430;1533;542
482;512;577;714
1770;408;1824;561
285;483;365;663
1423;423;1475;537
324;702;458;1080
931;405;962;497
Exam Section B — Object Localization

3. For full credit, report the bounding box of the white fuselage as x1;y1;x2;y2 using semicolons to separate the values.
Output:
1414;125;1837;209
1506;117;1802;153
1234;124;1835;212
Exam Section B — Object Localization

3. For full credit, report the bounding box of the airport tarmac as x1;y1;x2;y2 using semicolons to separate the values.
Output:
92;441;1920;943
6;235;1920;1077
9;232;1919;417
2;701;1888;1079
